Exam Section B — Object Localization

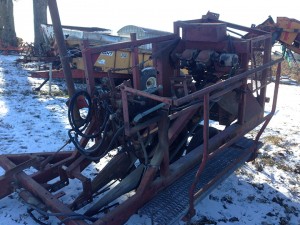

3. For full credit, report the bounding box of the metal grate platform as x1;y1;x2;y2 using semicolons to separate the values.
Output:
139;138;255;225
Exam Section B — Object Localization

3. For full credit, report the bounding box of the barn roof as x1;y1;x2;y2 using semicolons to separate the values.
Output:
117;25;171;38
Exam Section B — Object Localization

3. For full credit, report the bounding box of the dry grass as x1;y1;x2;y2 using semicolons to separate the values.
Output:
264;135;284;146
272;55;300;82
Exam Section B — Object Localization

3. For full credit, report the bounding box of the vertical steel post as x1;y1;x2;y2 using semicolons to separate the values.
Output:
81;40;95;95
237;79;247;124
186;93;210;220
258;37;272;109
255;62;282;143
130;33;140;90
48;0;76;97
48;63;52;95
152;41;173;96
48;0;82;125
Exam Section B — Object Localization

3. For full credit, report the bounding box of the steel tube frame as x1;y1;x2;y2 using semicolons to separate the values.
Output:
174;58;283;106
185;60;283;220
86;34;177;55
90;59;283;225
0;154;86;225
187;93;209;218
252;61;282;157
30;69;131;79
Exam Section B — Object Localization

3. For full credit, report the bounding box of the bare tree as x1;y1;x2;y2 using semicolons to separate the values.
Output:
33;0;47;55
0;0;17;47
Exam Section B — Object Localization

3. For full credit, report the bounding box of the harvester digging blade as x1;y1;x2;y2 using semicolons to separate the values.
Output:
84;164;144;216
70;152;136;210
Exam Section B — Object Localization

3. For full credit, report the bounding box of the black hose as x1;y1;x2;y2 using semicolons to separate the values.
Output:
25;200;97;224
68;90;124;161
68;90;92;136
105;126;124;153
68;117;111;157
68;90;111;139
89;125;124;161
68;126;124;162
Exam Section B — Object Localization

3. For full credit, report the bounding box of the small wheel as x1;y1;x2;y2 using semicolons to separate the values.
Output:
140;67;157;90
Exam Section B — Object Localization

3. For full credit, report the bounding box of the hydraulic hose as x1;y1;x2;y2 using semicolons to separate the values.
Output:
68;90;92;136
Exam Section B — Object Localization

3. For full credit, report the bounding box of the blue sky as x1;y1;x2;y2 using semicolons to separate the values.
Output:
14;0;299;42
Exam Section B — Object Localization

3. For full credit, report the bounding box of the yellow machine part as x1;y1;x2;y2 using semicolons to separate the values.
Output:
277;17;300;45
94;50;153;74
72;57;85;70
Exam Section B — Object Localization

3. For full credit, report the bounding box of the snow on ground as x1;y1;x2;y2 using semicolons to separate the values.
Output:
0;55;299;225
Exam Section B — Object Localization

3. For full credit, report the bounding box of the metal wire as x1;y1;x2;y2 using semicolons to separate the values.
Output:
23;197;97;225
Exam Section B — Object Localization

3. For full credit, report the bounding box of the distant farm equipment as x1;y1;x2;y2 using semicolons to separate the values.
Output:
0;39;25;55
2;1;300;225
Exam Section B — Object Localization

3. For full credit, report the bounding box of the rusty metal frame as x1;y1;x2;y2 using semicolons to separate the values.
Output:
0;59;282;225
0;2;284;225
0;60;282;225
30;69;131;79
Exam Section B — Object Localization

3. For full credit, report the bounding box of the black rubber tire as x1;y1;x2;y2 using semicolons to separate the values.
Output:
140;67;157;90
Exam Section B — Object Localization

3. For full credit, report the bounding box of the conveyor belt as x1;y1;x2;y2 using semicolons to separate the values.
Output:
139;137;255;225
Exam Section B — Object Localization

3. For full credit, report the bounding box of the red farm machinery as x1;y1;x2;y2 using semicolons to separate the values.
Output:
3;1;298;225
